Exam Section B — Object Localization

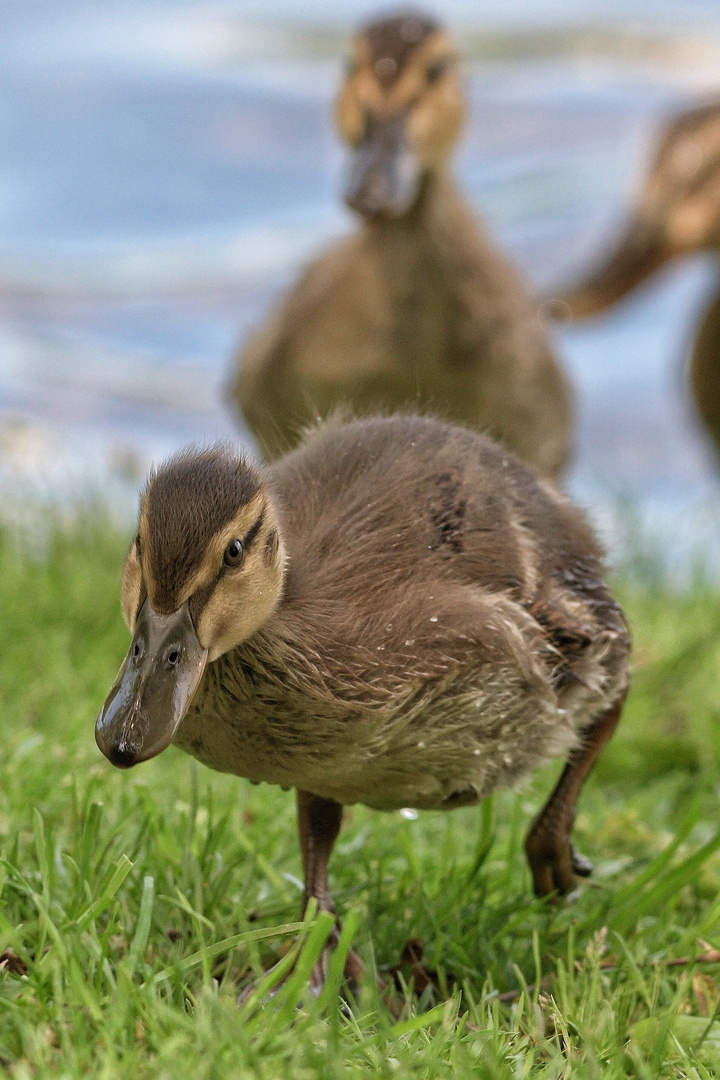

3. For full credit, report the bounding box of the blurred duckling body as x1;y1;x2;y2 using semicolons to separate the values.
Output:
551;98;720;460
232;12;573;481
97;416;628;993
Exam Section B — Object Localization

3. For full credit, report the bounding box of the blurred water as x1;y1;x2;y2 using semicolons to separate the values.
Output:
1;0;719;570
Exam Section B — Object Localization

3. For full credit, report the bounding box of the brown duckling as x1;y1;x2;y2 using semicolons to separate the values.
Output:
96;414;628;996
230;11;574;481
549;97;720;460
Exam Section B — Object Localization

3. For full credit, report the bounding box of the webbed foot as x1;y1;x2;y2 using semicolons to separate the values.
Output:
524;692;626;898
525;826;592;897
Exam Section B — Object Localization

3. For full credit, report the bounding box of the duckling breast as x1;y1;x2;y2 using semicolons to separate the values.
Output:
175;584;622;812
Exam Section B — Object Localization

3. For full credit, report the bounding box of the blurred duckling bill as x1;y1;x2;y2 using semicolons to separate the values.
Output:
96;415;629;994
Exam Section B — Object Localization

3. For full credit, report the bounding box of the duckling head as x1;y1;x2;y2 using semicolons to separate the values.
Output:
556;101;720;318
336;9;464;219
96;446;285;769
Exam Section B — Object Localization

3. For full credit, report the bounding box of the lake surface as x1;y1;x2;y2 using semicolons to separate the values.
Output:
2;0;720;570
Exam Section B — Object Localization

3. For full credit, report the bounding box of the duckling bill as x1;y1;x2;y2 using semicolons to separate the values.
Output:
96;600;207;767
96;415;629;996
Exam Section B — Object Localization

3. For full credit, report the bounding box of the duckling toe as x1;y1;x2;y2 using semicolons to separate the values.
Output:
307;938;365;1002
570;843;594;878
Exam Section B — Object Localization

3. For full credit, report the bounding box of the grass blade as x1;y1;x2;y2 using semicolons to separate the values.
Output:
387;1001;448;1039
151;921;307;985
272;910;337;1022
314;908;361;1013
612;827;720;933
74;854;133;930
127;875;154;976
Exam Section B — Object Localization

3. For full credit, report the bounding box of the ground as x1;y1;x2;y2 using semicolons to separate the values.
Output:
0;517;720;1077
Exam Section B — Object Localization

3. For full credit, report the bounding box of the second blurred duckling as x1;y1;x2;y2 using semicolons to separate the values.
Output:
231;10;573;480
550;98;720;461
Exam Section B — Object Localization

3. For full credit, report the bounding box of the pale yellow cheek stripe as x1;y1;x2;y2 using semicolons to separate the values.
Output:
195;532;286;657
139;492;268;611
137;510;155;602
121;547;142;631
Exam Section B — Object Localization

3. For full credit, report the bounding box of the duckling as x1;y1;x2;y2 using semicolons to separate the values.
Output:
548;98;720;460
230;11;573;481
96;414;628;996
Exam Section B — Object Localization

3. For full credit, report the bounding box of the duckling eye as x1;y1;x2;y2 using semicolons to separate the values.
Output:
427;58;451;83
223;538;244;568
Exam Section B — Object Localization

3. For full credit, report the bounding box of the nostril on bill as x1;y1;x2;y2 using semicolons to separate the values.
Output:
108;742;139;768
166;647;181;668
132;638;145;663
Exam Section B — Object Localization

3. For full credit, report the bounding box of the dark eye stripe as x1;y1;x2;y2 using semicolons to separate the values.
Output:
188;581;214;625
135;580;147;624
427;57;452;82
188;509;267;625
242;508;265;552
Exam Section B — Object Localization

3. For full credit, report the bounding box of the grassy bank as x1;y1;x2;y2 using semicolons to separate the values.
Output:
1;521;720;1077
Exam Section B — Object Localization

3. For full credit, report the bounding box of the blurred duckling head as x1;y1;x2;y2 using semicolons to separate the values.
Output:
557;100;720;317
96;447;285;769
336;10;464;219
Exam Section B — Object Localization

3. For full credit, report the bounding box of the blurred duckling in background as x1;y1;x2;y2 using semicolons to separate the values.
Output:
96;414;628;998
231;10;574;481
549;98;720;462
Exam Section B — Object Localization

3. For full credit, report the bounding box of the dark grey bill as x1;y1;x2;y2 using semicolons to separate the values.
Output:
96;600;208;768
344;112;421;219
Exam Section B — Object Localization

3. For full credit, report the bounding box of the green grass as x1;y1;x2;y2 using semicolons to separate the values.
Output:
2;520;720;1076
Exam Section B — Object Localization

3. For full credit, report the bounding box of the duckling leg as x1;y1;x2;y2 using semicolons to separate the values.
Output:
297;790;364;997
524;690;627;897
298;789;342;918
239;791;362;1004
